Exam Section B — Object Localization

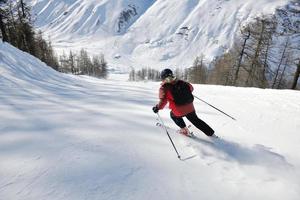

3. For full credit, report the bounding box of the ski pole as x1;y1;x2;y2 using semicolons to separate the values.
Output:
193;95;236;121
156;113;181;160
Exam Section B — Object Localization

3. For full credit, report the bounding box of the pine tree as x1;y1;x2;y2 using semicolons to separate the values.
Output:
0;0;9;42
208;53;236;85
245;18;268;87
291;59;300;89
98;53;107;78
272;37;290;88
237;16;277;88
129;68;135;81
59;51;69;73
189;55;207;84
233;26;251;85
68;51;76;74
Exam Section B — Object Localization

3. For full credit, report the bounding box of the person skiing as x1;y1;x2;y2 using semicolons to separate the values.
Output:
152;68;217;137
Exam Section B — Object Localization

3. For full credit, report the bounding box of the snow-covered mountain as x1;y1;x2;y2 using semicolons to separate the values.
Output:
26;0;291;70
1;41;300;199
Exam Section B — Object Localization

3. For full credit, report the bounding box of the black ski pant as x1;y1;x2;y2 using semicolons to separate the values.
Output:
170;111;214;136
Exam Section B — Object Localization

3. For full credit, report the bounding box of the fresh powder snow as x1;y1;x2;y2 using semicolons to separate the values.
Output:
1;41;300;200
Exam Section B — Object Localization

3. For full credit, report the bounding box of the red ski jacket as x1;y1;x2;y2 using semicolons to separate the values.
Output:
157;79;195;117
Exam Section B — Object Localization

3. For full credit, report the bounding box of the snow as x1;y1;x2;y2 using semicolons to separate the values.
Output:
1;42;300;199
26;0;291;70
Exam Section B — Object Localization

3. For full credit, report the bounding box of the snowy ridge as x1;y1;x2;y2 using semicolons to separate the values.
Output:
26;0;290;69
1;43;300;199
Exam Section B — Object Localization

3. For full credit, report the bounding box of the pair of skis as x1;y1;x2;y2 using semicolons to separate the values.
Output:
156;122;196;138
156;121;219;141
155;113;219;160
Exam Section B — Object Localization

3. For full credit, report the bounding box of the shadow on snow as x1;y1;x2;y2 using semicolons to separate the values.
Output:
186;136;293;169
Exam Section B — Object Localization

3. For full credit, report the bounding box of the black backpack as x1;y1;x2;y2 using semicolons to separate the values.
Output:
169;80;194;105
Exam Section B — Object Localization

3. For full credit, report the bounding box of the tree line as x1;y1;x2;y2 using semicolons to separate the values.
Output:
129;68;161;81
0;0;108;78
127;62;205;83
206;3;300;90
208;17;299;89
130;5;299;90
0;0;60;70
59;49;108;78
130;40;299;89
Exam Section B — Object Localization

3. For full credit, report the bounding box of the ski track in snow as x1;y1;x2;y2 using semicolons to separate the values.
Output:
1;42;300;199
158;124;293;169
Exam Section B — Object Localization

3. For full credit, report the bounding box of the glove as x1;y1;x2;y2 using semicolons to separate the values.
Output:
152;106;159;113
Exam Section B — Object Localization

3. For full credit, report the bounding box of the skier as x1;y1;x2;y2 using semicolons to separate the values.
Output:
152;68;217;137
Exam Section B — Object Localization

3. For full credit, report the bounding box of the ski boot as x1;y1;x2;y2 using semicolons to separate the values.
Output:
179;127;190;136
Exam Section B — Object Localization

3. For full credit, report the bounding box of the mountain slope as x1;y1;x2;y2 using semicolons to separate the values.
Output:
26;0;291;69
1;42;300;199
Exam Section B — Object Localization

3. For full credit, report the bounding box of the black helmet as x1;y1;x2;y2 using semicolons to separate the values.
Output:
160;68;173;80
